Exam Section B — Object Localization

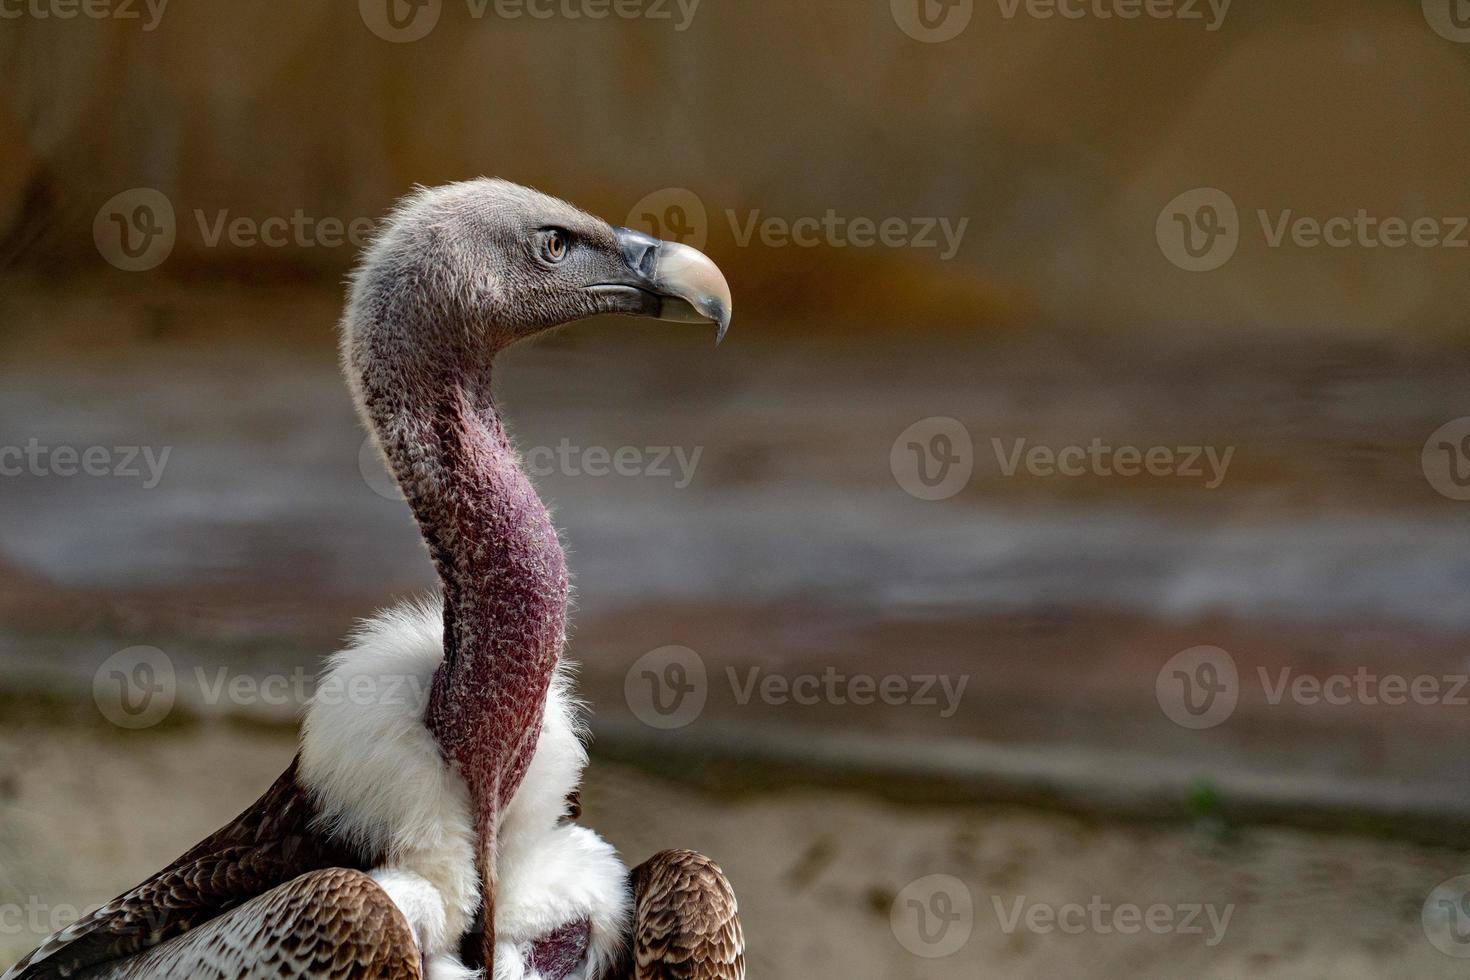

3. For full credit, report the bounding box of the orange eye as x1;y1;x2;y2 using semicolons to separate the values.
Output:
544;230;568;262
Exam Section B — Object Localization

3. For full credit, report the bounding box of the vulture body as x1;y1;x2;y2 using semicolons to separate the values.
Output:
3;180;742;980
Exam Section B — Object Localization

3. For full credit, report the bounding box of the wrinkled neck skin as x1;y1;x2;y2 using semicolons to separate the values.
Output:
356;333;569;967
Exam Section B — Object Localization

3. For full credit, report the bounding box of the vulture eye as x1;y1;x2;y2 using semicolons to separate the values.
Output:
542;229;570;263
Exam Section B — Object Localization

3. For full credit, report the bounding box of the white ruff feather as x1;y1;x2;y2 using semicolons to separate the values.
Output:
299;597;629;977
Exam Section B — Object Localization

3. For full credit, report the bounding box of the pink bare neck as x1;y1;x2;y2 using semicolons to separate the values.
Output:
362;354;568;965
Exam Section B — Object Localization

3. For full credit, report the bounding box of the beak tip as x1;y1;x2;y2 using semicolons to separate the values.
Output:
713;305;731;346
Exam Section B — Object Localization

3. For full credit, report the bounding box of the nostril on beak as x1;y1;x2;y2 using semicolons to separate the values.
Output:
614;226;661;280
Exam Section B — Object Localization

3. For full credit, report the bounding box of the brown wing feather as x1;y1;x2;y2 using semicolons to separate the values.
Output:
102;868;423;980
3;756;368;980
625;849;744;980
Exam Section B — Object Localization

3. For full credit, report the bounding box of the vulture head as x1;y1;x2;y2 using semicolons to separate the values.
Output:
342;178;730;380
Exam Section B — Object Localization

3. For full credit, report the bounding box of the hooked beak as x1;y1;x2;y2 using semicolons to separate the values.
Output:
588;227;732;343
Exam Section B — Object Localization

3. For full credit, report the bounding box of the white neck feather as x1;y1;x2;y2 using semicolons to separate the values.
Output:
298;597;629;977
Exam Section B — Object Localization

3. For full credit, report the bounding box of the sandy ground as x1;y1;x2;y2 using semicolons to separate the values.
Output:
0;722;1467;979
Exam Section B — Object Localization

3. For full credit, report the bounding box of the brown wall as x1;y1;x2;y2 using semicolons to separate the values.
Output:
4;0;1470;336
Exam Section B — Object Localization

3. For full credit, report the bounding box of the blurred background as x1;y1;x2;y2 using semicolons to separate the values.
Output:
4;0;1470;976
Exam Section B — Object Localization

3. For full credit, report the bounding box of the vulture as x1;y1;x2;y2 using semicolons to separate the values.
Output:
3;180;744;980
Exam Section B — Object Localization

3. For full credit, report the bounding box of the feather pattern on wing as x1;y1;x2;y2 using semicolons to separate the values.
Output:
96;868;422;980
1;761;368;980
623;850;744;980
